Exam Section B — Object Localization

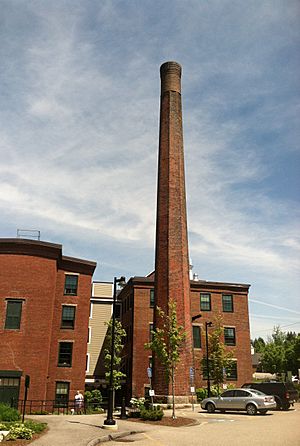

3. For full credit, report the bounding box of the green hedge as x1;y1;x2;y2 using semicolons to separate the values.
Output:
140;407;164;421
0;403;20;422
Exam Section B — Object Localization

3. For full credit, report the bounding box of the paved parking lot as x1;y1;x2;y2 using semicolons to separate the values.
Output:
30;403;300;446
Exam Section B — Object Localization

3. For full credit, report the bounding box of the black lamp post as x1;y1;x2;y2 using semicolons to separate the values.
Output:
205;321;212;397
103;276;126;429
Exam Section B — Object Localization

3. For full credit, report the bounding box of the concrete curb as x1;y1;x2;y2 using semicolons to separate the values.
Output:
86;430;144;446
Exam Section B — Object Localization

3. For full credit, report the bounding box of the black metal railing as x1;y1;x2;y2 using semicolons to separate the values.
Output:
16;398;108;415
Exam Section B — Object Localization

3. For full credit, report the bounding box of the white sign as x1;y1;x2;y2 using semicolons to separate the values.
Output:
149;389;155;396
190;386;195;393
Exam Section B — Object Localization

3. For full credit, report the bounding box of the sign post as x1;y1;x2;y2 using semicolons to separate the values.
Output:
147;367;154;408
22;375;30;423
189;367;195;411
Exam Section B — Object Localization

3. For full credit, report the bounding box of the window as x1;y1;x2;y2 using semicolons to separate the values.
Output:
149;357;153;369
55;382;69;407
234;390;250;398
193;326;201;348
86;353;90;372
150;289;155;308
201;358;212;379
61;305;76;329
58;342;73;367
64;275;78;295
221;390;235;398
222;294;233;312
87;327;91;344
89;303;93;319
5;300;23;329
224;327;236;346
200;293;211;311
226;361;238;380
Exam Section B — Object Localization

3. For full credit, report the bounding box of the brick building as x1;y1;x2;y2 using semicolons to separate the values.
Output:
0;238;96;407
118;274;253;400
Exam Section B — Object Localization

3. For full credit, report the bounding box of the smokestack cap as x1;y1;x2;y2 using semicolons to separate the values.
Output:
160;61;182;94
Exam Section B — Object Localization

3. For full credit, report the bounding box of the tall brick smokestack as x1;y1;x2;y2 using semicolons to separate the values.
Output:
153;61;193;402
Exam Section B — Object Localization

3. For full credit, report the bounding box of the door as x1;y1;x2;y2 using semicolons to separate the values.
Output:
232;389;252;409
218;390;235;409
0;377;21;408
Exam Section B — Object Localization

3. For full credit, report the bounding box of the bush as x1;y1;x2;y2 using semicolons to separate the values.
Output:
196;388;207;401
6;423;34;440
130;397;145;411
0;403;20;422
85;389;103;410
140;407;164;421
24;420;47;433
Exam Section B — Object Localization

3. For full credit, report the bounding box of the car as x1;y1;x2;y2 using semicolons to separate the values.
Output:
201;388;276;415
242;381;299;410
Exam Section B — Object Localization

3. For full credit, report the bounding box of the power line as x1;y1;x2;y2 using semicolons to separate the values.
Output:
253;322;300;335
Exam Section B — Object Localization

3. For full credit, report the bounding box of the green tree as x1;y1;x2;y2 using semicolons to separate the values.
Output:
252;337;265;353
260;326;300;375
104;319;127;390
261;342;285;374
203;316;234;394
145;300;186;419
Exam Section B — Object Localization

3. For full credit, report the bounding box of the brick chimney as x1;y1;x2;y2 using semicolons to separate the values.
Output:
153;61;193;402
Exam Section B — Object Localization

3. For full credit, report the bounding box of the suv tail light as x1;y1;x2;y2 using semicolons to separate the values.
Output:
286;392;290;399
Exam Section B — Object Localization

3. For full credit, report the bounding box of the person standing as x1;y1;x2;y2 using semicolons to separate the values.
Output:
74;390;84;414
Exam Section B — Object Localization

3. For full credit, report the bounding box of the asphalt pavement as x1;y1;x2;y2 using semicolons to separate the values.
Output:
28;403;300;446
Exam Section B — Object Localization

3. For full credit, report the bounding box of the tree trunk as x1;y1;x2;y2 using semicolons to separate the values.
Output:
172;366;176;419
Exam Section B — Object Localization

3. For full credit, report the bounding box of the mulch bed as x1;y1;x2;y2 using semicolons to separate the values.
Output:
126;416;198;427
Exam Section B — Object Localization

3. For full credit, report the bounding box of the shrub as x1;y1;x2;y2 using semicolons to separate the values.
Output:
140;407;164;421
6;423;34;440
0;403;20;422
196;388;207;401
24;420;47;433
130;397;145;411
85;389;103;411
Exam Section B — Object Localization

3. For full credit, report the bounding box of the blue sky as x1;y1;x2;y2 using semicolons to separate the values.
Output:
1;0;299;340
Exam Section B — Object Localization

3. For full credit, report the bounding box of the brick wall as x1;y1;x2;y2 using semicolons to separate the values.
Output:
0;239;95;403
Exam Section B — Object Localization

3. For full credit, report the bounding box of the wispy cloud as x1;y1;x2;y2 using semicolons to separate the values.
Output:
0;1;299;338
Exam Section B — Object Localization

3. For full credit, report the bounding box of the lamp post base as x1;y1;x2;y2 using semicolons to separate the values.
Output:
102;422;118;431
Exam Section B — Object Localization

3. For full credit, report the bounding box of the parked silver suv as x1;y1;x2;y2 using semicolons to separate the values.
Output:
201;388;276;415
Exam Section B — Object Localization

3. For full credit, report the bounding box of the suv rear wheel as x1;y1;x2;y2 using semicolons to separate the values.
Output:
246;404;257;415
282;402;290;411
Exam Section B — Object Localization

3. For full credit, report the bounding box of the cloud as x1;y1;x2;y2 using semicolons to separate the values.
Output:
0;1;299;339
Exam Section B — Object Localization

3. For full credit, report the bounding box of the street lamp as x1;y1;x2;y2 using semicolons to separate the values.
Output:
103;276;126;430
205;321;212;397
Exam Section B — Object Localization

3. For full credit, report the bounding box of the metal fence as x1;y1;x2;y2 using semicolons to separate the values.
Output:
17;399;108;415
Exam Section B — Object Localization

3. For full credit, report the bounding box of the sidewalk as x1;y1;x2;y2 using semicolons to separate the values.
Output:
27;403;300;446
28;407;201;446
